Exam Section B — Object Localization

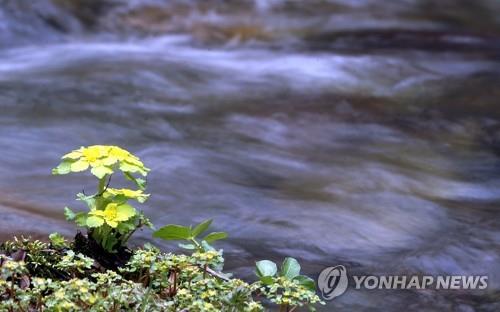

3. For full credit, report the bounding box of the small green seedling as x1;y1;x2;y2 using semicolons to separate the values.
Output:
153;219;227;253
256;257;314;290
48;233;68;249
254;257;323;311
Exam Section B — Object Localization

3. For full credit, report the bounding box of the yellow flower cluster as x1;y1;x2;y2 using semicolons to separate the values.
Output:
192;250;221;262
53;145;149;179
88;203;136;228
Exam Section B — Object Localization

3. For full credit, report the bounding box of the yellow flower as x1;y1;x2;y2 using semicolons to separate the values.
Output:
54;145;149;179
65;145;109;170
104;188;150;203
203;303;215;310
60;302;75;309
87;203;136;228
208;290;217;297
54;289;65;299
88;295;97;304
82;146;106;162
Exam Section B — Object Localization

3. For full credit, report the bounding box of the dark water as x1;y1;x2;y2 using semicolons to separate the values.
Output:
1;0;500;310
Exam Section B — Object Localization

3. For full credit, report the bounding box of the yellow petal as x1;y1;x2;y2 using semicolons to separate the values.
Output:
86;216;104;228
70;160;89;172
102;156;118;166
106;220;118;228
105;203;118;210
62;150;82;160
115;203;136;221
125;157;143;166
89;210;105;216
109;147;129;160
91;165;113;179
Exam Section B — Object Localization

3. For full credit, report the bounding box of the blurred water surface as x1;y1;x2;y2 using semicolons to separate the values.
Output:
1;0;500;310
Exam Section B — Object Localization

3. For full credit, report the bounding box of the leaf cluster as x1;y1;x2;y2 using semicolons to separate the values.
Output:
254;258;324;311
153;219;228;254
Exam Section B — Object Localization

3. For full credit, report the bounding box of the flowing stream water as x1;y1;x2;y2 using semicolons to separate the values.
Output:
0;0;500;310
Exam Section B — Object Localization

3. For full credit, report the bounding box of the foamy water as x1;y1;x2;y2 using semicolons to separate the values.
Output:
0;1;500;310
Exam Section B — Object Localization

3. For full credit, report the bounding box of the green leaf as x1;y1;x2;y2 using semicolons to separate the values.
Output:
116;221;136;234
64;207;76;220
281;257;301;279
103;236;118;253
86;216;104;228
76;193;96;210
203;232;228;243
49;233;67;248
136;194;148;203
255;260;277;278
123;171;135;182
91;165;113;179
293;275;316;292
260;276;275;285
191;219;212;238
178;243;196;250
75;213;88;227
153;224;191;240
135;178;146;189
119;162;141;174
123;172;147;190
52;160;73;175
201;240;215;252
139;213;154;230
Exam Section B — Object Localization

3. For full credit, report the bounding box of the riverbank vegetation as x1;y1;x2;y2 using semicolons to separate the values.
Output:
0;145;323;311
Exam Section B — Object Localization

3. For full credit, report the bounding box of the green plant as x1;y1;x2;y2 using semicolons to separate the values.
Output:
1;236;64;279
254;258;324;311
53;145;152;252
153;219;228;276
153;219;228;253
49;232;69;250
1;241;265;311
53;251;94;278
0;145;326;311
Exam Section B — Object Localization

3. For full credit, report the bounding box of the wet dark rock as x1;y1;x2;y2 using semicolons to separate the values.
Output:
73;232;132;271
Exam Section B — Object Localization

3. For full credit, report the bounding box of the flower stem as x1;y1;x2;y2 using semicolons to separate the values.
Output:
97;176;106;195
96;175;108;210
